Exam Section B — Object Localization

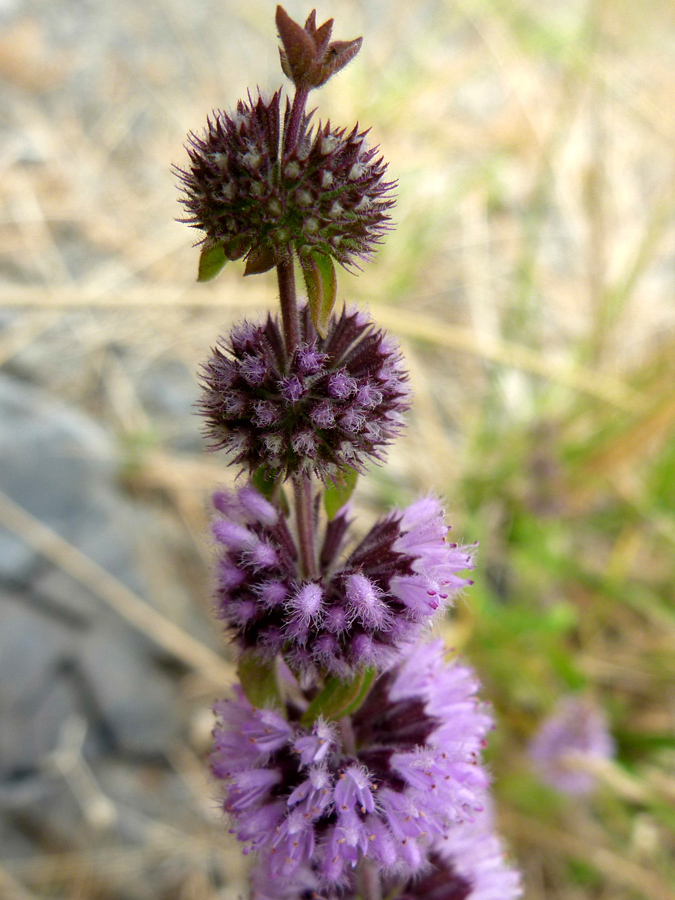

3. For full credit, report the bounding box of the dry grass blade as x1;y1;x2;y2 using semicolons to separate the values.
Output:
0;284;271;310
369;304;643;412
0;866;40;900
502;810;675;900
0;287;643;410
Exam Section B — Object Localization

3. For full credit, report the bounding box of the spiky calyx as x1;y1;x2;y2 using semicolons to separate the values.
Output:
176;91;395;274
199;304;409;480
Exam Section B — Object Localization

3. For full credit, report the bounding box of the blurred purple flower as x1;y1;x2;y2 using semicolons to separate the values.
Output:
529;696;614;795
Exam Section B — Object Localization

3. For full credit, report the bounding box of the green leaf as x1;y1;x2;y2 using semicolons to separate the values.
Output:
300;252;337;337
197;243;228;282
313;253;337;336
252;465;278;499
237;650;282;710
301;667;375;727
251;466;289;516
244;244;276;276
324;466;359;519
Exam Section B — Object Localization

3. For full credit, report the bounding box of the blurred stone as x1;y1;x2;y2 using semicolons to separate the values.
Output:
136;356;203;453
0;592;76;790
0;373;181;843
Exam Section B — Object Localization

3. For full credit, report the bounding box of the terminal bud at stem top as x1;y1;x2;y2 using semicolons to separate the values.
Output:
276;6;363;90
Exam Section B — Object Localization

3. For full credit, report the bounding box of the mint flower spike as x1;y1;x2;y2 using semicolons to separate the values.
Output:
276;6;363;91
174;5;522;898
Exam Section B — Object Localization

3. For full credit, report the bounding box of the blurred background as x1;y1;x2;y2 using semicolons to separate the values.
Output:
1;0;675;897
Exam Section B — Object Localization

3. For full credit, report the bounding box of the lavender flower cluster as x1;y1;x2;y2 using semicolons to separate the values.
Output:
213;643;492;882
212;488;474;676
176;7;521;900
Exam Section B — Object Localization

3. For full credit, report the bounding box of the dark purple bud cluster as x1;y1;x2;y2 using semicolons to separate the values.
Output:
176;91;395;274
199;304;410;480
211;487;474;677
211;642;493;885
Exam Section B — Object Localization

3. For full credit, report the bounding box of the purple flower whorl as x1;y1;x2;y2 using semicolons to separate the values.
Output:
249;800;522;900
390;801;522;900
176;90;395;273
200;304;410;480
211;487;474;676
211;641;492;885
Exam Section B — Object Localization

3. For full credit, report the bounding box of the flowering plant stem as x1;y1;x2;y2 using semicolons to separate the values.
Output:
277;229;317;581
285;86;310;155
176;6;522;899
356;858;382;900
276;255;300;356
277;78;310;356
293;474;317;579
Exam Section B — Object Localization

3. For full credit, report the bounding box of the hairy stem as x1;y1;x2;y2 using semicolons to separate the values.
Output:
293;475;317;580
277;255;299;358
284;86;310;157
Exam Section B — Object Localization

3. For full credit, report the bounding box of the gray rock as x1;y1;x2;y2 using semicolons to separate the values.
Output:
0;373;180;813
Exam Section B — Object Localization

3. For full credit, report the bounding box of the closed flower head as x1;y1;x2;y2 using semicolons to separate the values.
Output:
200;304;410;480
176;90;395;274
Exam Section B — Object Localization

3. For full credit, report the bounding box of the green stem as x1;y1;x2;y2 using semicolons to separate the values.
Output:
356;858;382;900
338;714;356;755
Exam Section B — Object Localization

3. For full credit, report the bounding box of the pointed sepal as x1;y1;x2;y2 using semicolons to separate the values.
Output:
276;5;316;86
315;38;363;88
